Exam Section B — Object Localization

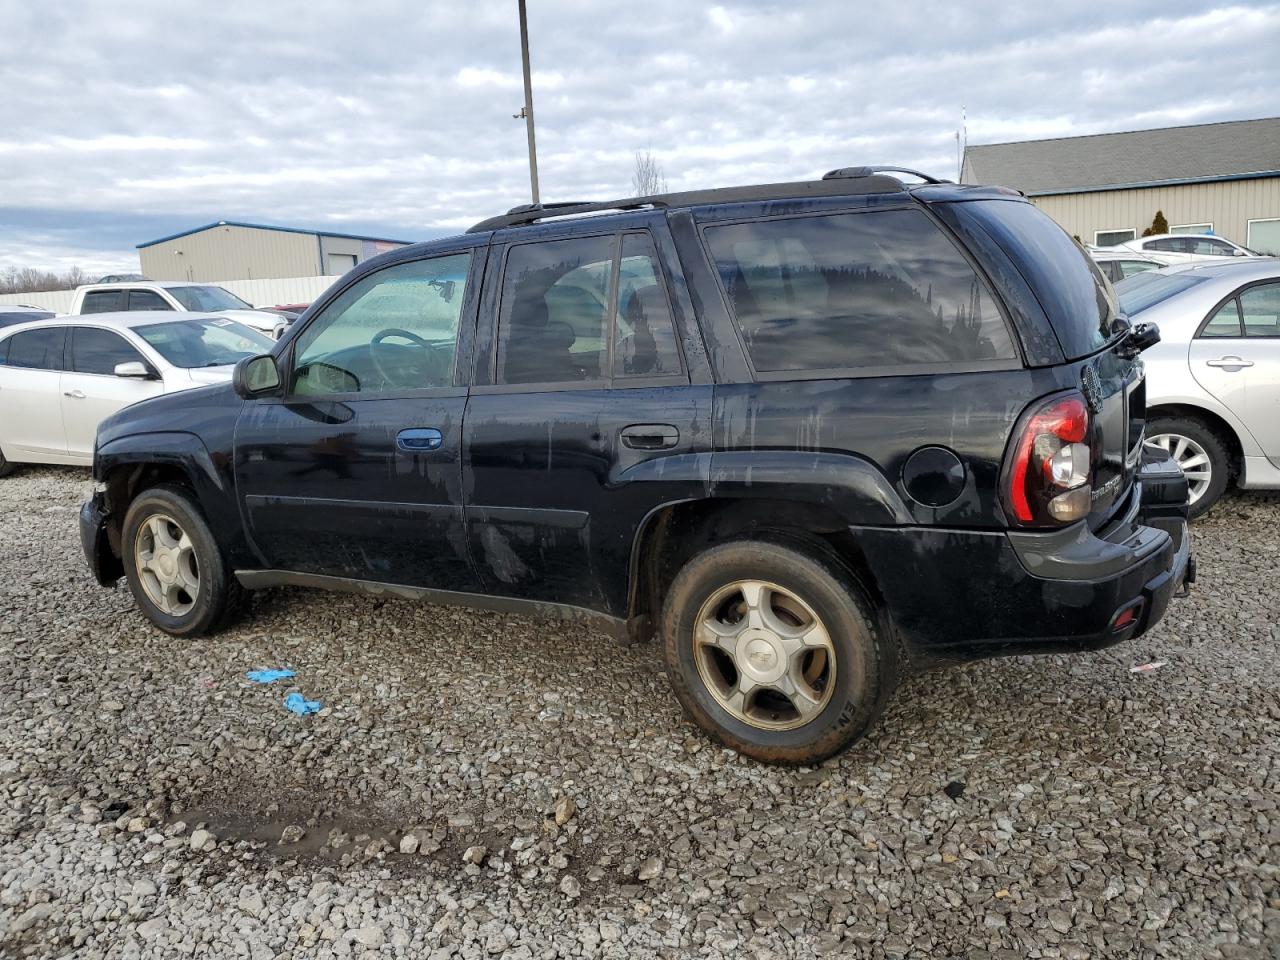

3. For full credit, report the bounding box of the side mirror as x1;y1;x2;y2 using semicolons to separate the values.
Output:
233;354;282;398
114;360;154;379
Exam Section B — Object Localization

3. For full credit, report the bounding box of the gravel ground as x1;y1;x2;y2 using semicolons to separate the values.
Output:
0;466;1276;960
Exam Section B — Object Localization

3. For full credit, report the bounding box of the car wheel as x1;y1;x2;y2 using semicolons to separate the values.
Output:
0;446;15;478
662;539;897;765
121;485;247;636
1146;417;1231;519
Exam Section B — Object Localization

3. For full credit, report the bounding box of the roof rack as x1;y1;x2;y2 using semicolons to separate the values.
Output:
823;165;950;184
467;175;912;233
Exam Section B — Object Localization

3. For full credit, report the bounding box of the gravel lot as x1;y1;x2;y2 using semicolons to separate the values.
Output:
1;466;1276;959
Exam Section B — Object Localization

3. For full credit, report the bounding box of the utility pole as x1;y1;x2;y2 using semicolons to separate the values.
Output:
516;0;540;205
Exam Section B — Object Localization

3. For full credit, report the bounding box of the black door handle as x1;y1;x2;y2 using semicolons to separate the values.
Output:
620;423;679;450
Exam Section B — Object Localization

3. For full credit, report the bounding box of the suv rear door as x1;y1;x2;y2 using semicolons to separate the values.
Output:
463;216;712;616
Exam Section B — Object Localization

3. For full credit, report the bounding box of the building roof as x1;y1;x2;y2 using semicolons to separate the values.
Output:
962;117;1280;196
137;220;413;249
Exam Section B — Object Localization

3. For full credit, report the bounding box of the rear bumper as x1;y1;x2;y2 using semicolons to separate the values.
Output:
860;473;1193;665
80;492;123;587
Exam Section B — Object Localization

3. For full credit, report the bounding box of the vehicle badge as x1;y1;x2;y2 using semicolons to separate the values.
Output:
1081;366;1103;413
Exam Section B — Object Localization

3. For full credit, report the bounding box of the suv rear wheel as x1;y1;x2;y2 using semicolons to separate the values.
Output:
1146;416;1231;519
121;485;246;636
662;539;896;765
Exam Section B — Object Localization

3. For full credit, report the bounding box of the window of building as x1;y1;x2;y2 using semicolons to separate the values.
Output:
293;252;471;396
703;209;1017;374
5;327;66;370
81;290;126;314
1095;229;1136;247
1246;219;1280;256
71;327;147;375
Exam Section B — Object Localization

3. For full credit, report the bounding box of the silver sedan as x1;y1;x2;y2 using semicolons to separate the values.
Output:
1117;258;1280;516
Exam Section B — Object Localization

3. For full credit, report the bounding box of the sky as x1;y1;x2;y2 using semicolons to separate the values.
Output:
2;1;1279;275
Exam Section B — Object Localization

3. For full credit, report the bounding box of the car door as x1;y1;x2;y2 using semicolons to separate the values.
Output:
61;326;166;460
234;244;484;591
463;221;713;616
1190;280;1280;457
0;326;70;460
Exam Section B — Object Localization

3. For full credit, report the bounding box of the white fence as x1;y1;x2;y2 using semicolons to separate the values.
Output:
0;275;341;314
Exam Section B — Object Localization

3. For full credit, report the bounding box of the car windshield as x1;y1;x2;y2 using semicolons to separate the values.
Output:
1114;272;1209;316
135;318;273;368
167;285;254;311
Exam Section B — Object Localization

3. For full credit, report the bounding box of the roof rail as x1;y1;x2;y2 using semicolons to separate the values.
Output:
823;165;950;184
469;198;669;233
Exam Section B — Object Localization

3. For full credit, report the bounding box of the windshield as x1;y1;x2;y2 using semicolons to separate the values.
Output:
135;318;273;368
168;285;254;311
1115;272;1208;316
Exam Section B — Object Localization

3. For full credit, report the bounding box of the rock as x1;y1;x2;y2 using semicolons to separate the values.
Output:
553;795;577;826
399;833;420;855
560;874;581;899
136;917;168;940
11;903;54;934
132;880;158;898
279;824;306;844
638;856;663;882
349;926;385;949
102;700;124;712
463;845;488;865
189;829;216;852
126;816;148;833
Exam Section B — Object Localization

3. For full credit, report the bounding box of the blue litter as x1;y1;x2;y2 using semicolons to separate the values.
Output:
246;669;295;684
284;692;322;716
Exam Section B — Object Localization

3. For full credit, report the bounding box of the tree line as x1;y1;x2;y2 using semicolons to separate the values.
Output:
0;266;89;295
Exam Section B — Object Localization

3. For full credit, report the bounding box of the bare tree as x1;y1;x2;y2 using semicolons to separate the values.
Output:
631;149;669;197
0;265;89;294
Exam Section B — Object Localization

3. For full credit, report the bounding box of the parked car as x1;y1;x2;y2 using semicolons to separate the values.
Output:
1114;233;1257;262
76;168;1192;764
0;305;55;328
96;273;147;283
1115;258;1280;516
69;281;287;338
1090;249;1166;283
0;312;272;472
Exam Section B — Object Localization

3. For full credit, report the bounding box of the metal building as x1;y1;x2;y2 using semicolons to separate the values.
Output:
962;117;1280;253
137;221;413;282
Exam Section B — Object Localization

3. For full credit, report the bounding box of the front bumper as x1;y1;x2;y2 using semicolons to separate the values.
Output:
80;492;123;587
859;462;1193;665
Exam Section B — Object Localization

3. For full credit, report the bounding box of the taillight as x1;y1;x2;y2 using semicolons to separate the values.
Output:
1005;393;1093;525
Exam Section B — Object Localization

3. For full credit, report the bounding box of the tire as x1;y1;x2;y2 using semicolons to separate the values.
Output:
0;447;15;478
1146;416;1232;519
121;484;247;636
661;539;896;765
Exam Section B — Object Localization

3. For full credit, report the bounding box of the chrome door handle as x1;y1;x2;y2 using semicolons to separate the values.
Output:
396;427;443;452
63;389;86;399
620;423;679;450
1205;356;1253;370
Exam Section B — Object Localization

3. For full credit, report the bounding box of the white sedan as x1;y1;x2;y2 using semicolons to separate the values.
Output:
0;312;273;475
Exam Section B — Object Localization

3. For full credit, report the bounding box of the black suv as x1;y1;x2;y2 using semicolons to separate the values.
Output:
79;168;1193;764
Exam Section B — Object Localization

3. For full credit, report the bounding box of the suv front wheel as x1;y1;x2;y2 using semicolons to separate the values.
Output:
121;485;246;636
662;539;896;765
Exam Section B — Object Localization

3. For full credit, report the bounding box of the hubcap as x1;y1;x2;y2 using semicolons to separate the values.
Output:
693;580;836;731
134;513;200;617
1147;434;1212;505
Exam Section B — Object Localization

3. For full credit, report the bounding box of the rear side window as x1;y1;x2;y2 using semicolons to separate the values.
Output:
703;209;1016;373
6;327;66;370
1116;272;1207;316
71;327;147;375
127;290;172;311
1200;300;1242;338
81;290;125;314
1240;282;1280;337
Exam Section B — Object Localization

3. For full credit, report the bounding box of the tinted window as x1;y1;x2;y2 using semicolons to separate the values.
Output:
127;290;172;311
136;318;272;368
71;327;147;375
1192;238;1234;256
1200;300;1242;338
6;327;66;370
1116;272;1208;316
81;290;126;314
953;200;1114;360
614;234;681;378
168;286;253;311
498;236;614;384
1118;260;1158;278
293;253;470;396
704;209;1015;373
1240;282;1280;338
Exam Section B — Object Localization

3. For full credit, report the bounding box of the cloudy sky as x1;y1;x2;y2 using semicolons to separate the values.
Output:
2;1;1279;274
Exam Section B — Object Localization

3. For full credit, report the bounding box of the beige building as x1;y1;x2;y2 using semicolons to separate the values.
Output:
962;117;1280;254
137;221;412;282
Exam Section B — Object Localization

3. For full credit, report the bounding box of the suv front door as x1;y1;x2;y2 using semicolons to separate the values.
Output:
233;244;485;591
464;221;713;617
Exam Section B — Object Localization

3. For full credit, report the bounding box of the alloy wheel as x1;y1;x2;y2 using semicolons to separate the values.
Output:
693;580;836;731
134;513;200;617
1147;433;1212;506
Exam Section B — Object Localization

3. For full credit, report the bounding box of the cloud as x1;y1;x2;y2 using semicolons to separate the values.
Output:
0;0;1278;272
